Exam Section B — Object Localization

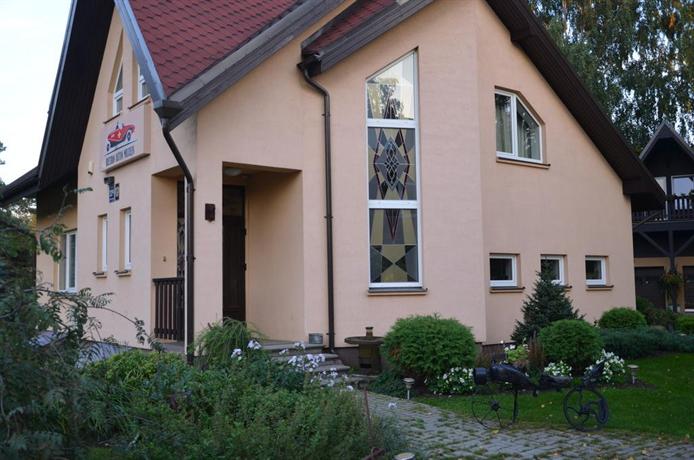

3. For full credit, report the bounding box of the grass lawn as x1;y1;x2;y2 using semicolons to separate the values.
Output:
418;353;693;440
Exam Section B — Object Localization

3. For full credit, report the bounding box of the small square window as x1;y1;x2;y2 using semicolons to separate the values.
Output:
541;255;565;285
585;256;607;286
490;254;517;287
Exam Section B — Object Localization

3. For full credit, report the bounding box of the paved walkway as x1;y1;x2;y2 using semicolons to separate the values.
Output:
367;393;693;459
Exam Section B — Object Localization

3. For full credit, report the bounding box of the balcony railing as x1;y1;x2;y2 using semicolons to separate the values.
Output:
153;277;184;341
633;196;694;223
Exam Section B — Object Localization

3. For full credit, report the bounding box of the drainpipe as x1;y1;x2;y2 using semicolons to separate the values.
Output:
299;65;336;352
153;100;195;363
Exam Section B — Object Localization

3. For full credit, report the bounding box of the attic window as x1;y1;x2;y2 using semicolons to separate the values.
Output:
495;90;542;163
137;65;149;100
113;66;123;116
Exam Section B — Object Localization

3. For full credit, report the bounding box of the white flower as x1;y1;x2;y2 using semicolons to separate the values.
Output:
388;402;397;409
279;348;288;355
247;339;262;350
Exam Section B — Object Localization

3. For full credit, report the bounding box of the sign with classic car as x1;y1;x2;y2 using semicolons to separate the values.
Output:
102;102;150;171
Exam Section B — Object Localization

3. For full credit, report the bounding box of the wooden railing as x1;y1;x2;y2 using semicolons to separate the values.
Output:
633;196;694;223
153;277;184;341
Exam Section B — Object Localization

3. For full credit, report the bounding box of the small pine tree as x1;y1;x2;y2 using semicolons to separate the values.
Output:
511;269;580;343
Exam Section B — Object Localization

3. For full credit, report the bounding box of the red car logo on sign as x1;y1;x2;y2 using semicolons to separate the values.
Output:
106;122;135;152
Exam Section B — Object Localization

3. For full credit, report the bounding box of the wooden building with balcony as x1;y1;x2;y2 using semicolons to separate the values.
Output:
633;122;694;312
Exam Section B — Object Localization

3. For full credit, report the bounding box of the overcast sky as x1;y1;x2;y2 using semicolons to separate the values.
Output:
0;0;71;183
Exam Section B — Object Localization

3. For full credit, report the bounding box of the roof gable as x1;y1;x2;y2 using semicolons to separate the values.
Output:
640;121;694;163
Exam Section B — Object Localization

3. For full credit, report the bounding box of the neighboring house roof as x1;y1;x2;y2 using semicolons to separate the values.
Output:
1;0;664;211
0;167;38;204
640;121;694;163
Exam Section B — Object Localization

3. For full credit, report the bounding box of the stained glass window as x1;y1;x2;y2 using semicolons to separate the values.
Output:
367;52;420;287
495;90;542;162
368;127;417;200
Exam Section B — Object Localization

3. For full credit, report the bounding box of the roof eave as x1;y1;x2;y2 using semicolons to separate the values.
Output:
300;0;434;77
0;168;39;205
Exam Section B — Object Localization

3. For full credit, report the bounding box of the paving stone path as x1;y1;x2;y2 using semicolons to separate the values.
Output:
367;393;693;459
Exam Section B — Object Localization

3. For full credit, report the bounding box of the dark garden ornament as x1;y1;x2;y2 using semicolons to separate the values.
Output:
471;361;609;431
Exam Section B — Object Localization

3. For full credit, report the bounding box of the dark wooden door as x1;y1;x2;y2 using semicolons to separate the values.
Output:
634;267;665;309
683;266;694;310
223;186;245;321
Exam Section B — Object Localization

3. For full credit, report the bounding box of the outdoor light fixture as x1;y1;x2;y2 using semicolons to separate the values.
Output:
403;377;415;400
627;364;639;384
223;167;242;177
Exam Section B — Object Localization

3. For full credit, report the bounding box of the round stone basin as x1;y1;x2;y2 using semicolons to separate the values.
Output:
345;334;384;375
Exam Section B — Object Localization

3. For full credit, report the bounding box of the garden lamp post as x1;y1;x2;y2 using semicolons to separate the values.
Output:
403;377;415;400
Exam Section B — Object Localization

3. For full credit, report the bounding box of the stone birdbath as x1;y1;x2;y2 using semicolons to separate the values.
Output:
345;327;384;375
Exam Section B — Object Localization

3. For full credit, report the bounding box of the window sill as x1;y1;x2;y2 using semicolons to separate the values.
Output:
115;269;132;277
93;271;107;279
104;112;122;124
557;284;572;291
129;95;150;110
586;284;613;291
367;287;428;296
490;286;525;293
496;157;550;169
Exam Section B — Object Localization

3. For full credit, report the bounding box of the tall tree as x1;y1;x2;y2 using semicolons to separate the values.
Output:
529;0;693;152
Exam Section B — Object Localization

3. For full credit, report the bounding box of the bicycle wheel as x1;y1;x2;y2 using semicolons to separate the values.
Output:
563;387;609;431
471;383;519;429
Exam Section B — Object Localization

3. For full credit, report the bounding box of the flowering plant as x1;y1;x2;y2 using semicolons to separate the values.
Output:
426;367;475;395
504;343;529;367
543;361;571;377
587;349;625;384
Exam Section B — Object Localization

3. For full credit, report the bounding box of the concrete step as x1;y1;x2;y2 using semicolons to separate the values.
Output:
310;363;351;374
260;341;324;355
272;352;340;363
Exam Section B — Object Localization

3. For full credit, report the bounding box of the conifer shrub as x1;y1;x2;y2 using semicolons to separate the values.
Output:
511;270;580;343
382;314;476;381
598;307;647;329
539;320;603;372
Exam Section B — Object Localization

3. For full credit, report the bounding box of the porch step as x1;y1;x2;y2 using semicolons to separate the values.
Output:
272;352;341;365
260;340;324;355
260;340;351;380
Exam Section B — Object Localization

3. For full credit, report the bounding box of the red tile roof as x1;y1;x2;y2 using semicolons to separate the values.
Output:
304;0;394;54
130;0;302;96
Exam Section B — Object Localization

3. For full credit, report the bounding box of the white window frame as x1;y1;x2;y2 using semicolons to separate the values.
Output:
585;256;607;286
100;215;108;272
137;65;149;101
541;255;565;285
124;209;132;270
490;254;518;288
65;230;77;292
495;89;543;163
366;51;422;289
112;65;123;116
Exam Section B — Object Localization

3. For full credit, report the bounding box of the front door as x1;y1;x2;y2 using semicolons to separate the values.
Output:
223;186;245;321
634;267;665;309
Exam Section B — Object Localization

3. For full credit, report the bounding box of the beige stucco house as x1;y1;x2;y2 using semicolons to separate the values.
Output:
1;0;663;354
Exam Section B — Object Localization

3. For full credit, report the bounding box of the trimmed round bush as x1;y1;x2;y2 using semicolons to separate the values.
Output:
382;314;476;380
675;315;694;335
598;307;647;329
539;319;603;372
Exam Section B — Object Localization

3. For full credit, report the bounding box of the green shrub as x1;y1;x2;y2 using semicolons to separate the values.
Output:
86;349;187;390
512;270;580;342
539;320;603;372
382;314;476;381
369;369;408;398
600;327;694;358
675;315;694;334
635;296;654;312
598;307;647;329
87;352;406;459
194;318;259;368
